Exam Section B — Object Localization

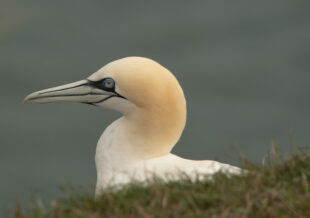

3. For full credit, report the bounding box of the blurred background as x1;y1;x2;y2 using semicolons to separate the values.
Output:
1;0;309;213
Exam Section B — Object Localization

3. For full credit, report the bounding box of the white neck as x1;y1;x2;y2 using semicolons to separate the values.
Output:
95;115;167;189
95;109;186;187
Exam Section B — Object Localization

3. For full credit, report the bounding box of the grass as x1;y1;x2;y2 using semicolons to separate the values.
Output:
14;146;310;218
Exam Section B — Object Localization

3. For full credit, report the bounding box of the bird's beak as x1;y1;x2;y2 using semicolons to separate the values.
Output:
23;80;116;104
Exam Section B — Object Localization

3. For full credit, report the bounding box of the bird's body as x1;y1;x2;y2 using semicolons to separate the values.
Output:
95;116;241;195
24;57;242;197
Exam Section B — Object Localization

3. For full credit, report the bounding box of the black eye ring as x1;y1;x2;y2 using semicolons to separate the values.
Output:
100;78;115;91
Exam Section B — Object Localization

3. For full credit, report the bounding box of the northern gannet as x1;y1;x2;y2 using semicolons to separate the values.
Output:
24;57;242;196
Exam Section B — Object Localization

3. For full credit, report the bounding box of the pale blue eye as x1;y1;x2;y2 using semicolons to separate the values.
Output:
101;78;115;91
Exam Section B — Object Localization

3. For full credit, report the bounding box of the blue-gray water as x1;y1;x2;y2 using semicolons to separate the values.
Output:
1;0;310;214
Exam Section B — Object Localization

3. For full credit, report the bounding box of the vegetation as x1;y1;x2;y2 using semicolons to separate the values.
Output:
14;147;310;218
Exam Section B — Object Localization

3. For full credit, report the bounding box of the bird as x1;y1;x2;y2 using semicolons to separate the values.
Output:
24;57;242;197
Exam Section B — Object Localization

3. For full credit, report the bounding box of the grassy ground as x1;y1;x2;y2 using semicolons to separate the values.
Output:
14;147;310;218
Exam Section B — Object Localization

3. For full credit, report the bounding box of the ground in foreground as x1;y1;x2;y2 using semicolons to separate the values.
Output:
15;149;310;218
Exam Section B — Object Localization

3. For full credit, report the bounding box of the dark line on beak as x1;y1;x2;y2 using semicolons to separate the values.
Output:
83;94;127;105
90;95;116;104
40;81;89;95
26;93;109;102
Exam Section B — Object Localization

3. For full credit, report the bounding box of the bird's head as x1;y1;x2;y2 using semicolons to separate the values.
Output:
24;57;186;118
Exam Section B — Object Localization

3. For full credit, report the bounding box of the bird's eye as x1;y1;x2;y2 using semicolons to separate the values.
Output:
101;78;115;91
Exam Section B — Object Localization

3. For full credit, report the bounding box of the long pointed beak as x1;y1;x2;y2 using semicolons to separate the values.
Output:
23;80;116;104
